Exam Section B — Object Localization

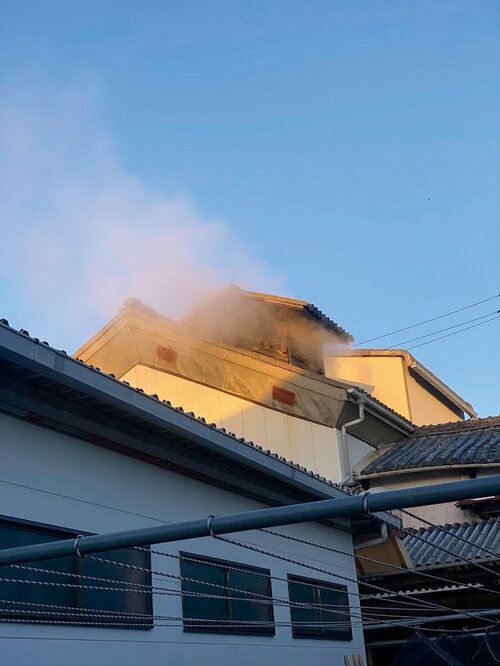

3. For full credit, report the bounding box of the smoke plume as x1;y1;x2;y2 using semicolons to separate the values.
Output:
0;73;282;349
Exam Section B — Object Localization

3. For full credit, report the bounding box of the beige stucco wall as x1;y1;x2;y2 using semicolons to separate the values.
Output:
366;471;478;527
325;354;465;426
325;355;410;420
405;374;462;425
121;364;345;483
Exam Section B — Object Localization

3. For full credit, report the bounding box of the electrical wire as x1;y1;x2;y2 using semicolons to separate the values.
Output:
1;518;497;633
1;551;496;633
6;552;488;624
259;528;500;597
0;572;430;631
6;560;438;620
0;581;492;632
87;551;453;619
210;534;497;625
145;546;492;618
405;314;500;350
354;293;500;346
385;310;500;349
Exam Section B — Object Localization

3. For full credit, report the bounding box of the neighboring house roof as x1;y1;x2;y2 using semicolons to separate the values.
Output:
404;518;500;568
331;348;477;419
0;317;398;534
226;285;354;342
359;415;500;478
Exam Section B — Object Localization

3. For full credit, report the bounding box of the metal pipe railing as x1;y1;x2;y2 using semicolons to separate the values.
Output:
0;476;499;566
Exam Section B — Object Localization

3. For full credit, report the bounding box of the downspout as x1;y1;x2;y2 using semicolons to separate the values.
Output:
340;389;366;485
355;522;389;550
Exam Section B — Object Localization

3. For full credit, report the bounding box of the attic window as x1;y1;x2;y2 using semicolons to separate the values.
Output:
272;386;296;406
157;345;177;364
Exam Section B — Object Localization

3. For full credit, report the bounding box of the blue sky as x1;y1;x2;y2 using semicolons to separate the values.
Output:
0;1;498;417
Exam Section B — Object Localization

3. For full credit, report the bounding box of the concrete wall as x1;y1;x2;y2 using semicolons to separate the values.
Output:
0;412;365;665
122;364;344;483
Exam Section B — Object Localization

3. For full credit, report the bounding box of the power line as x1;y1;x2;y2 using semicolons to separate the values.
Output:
406;314;500;351
8;545;492;626
2;541;497;634
259;528;500;597
0;572;493;632
0;570;435;631
91;550;452;617
211;534;497;625
354;293;500;346
385;310;500;349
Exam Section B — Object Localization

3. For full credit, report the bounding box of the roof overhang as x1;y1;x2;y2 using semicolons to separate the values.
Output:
337;387;415;447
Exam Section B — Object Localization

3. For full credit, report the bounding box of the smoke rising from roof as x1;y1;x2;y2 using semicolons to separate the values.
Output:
0;73;283;349
181;286;351;373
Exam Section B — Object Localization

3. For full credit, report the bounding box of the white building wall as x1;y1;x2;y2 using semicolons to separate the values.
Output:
122;364;344;483
346;434;375;472
0;412;365;665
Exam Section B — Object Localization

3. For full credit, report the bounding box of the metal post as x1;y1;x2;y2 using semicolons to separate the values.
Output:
0;476;499;566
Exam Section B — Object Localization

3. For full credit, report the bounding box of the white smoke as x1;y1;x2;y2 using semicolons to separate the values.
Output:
0;73;283;349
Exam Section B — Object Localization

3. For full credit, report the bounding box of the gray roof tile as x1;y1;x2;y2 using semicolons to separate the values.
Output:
360;416;500;475
404;518;500;567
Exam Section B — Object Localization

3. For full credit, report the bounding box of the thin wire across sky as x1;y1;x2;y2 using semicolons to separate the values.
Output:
355;292;500;348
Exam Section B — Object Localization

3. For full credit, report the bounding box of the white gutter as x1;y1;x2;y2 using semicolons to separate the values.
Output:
348;387;415;435
340;389;366;484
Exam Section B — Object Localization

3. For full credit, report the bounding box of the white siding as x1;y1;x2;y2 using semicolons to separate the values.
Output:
0;412;365;665
122;365;344;483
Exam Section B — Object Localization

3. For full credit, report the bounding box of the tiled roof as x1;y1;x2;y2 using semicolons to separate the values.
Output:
360;416;500;476
232;287;354;342
302;302;353;342
404;518;500;568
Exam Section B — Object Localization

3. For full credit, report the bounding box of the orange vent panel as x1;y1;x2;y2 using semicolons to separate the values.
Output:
272;386;296;406
157;345;177;364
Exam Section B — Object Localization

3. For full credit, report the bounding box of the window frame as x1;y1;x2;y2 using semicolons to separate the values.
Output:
180;551;275;636
287;573;352;641
0;515;153;629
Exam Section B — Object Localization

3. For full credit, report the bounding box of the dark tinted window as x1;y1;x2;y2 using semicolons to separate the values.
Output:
180;552;274;635
0;517;152;628
287;574;352;640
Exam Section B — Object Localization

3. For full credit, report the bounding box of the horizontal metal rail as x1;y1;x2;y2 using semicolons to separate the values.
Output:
0;476;499;566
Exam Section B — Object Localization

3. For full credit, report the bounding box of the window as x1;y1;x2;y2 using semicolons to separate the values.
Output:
0;516;152;628
180;552;274;635
287;574;352;640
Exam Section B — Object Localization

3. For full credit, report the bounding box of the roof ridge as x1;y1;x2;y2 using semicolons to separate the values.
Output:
232;287;354;342
415;415;500;436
